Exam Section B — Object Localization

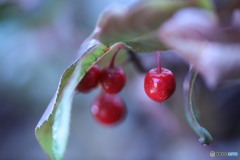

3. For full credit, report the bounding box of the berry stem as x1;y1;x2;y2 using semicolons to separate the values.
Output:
105;43;149;73
156;51;162;73
109;48;121;68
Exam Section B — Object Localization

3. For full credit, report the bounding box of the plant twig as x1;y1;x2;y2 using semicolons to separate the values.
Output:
127;50;148;73
183;66;213;145
105;42;148;73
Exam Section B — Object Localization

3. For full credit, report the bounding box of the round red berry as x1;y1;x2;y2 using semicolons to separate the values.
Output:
91;93;126;125
144;68;176;102
100;66;126;94
76;65;101;93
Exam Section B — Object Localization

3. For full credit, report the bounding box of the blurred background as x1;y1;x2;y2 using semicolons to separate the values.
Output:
0;0;240;160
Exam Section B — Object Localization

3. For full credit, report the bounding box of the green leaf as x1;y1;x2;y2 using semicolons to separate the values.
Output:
35;39;108;160
183;66;213;145
124;32;167;52
93;0;213;52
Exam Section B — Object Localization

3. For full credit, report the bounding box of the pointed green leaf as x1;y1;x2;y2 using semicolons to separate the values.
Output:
35;39;108;160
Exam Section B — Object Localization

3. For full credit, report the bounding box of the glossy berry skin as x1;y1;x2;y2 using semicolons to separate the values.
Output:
91;93;126;125
100;67;126;94
76;65;101;93
144;68;176;102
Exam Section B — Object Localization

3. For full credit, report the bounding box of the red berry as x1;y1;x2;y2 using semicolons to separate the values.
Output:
76;65;101;93
144;68;176;102
91;93;126;125
100;66;126;94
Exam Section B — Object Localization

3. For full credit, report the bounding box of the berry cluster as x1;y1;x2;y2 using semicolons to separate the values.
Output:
76;49;127;125
76;50;176;126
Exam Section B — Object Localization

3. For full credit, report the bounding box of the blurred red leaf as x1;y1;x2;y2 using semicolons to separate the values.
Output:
159;8;240;87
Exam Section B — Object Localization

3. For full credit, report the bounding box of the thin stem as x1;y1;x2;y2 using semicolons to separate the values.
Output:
109;47;121;68
104;42;149;72
183;66;213;145
156;51;162;73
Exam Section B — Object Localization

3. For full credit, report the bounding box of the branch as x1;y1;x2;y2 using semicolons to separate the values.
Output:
127;50;149;73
